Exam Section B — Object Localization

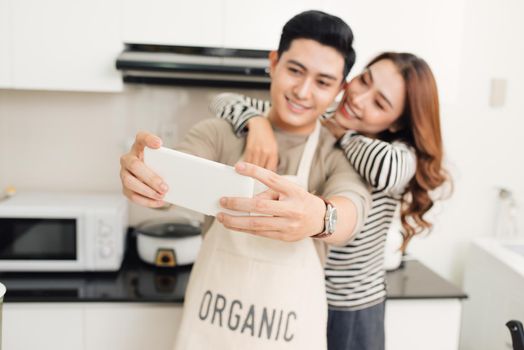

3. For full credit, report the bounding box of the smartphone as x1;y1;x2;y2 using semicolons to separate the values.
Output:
144;147;255;216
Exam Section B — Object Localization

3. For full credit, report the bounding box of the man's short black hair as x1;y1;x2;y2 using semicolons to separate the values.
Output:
277;10;356;79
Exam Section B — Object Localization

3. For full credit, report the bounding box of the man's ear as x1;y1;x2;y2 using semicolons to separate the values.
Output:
268;51;279;77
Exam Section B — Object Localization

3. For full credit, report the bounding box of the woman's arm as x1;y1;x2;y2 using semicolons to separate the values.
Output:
209;93;271;136
210;93;337;135
338;132;417;195
210;93;277;170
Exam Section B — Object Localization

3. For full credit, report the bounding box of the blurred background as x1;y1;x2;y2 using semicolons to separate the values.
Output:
0;0;523;349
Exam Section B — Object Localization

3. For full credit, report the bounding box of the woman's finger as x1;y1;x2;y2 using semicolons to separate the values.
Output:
265;152;279;172
244;146;265;168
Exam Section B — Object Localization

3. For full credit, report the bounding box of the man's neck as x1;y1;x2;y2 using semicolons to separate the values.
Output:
266;107;317;136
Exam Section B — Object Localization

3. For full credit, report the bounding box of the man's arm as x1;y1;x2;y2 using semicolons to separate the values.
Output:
216;161;371;246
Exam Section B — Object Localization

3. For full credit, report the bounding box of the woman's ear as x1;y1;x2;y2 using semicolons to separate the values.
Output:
268;51;279;77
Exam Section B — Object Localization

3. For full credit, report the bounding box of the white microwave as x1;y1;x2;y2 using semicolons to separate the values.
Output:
0;192;128;272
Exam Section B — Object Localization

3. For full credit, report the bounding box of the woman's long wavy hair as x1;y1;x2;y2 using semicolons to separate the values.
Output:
368;52;450;251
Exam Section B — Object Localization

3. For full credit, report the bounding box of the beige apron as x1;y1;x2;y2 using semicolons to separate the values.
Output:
174;122;327;350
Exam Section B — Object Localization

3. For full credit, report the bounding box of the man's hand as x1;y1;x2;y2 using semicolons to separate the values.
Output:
244;117;279;172
216;162;326;242
119;131;168;208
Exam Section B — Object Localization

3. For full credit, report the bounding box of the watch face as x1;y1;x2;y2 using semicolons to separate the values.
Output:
327;204;337;234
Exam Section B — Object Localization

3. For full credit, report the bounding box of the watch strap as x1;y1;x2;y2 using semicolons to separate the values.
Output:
311;197;335;239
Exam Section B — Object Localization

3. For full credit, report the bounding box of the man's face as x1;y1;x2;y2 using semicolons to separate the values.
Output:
268;38;345;134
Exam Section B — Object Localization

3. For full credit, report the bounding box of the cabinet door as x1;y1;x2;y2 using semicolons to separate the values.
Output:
0;0;11;88
223;0;322;50
321;0;464;104
85;304;183;350
3;303;84;350
385;299;462;350
11;0;123;92
123;0;224;47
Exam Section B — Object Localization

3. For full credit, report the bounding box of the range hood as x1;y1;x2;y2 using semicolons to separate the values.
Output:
116;44;271;89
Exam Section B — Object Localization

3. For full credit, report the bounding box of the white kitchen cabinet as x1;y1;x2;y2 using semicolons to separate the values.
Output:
2;300;460;350
223;0;326;50
10;0;123;92
386;299;462;350
122;0;224;48
0;0;11;88
84;304;182;350
2;303;183;350
2;303;84;350
460;239;524;350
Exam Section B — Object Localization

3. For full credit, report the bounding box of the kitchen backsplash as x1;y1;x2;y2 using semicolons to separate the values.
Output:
0;86;269;225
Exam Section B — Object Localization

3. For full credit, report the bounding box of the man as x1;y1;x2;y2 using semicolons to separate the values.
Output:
120;11;370;349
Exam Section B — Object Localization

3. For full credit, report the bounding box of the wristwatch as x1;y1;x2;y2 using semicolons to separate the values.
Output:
311;197;337;239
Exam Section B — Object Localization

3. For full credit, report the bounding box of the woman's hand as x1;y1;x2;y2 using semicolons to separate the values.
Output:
119;131;168;208
216;162;326;242
244;117;279;172
321;117;347;140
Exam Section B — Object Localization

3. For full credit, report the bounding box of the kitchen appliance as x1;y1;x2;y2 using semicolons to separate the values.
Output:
116;44;270;89
507;320;524;350
136;218;201;267
0;192;128;272
384;211;404;271
0;282;5;349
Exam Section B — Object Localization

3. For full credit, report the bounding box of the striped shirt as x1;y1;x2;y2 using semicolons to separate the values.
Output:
210;93;416;310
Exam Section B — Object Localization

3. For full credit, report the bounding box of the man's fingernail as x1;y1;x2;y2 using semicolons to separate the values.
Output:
237;162;246;171
220;197;226;206
160;183;168;192
217;213;223;222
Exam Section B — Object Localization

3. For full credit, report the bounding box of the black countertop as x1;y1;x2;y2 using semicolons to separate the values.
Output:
0;232;466;303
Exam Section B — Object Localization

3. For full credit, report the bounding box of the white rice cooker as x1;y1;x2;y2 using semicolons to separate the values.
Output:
0;282;5;345
136;218;202;267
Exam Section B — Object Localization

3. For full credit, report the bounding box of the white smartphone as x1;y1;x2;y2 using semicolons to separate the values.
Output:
144;147;255;216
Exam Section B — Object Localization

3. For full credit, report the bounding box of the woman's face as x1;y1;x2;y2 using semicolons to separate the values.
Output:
334;59;406;137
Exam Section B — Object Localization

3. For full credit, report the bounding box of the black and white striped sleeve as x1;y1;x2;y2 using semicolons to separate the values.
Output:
338;131;416;195
209;93;271;137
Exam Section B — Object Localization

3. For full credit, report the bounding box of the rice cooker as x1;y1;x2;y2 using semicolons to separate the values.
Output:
0;282;5;345
136;218;202;267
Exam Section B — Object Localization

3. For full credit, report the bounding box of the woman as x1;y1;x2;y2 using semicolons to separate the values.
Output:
210;52;451;350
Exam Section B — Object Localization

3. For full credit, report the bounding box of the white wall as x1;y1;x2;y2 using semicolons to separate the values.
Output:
407;0;524;284
0;86;270;225
1;0;523;288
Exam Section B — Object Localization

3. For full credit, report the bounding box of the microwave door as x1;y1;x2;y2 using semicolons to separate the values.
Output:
0;217;81;271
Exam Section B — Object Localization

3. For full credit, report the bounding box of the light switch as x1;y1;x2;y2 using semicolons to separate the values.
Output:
490;78;507;107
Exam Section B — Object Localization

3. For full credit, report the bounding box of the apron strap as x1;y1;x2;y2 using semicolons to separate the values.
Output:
295;120;321;187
